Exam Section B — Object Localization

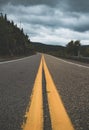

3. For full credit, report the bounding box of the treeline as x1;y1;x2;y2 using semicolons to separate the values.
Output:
31;41;89;59
66;40;89;57
0;13;34;56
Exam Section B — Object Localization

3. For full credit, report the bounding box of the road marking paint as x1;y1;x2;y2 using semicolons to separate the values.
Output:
22;58;43;130
43;56;74;130
57;58;89;69
46;54;89;69
0;55;36;65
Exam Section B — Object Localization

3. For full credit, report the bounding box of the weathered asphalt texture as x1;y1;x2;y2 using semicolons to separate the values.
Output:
44;54;89;130
0;54;41;130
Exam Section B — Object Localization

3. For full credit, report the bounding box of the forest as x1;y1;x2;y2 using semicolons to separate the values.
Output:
0;13;34;56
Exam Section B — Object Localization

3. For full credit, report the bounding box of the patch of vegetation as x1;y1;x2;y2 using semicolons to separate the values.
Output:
0;13;35;57
30;41;89;63
30;42;66;57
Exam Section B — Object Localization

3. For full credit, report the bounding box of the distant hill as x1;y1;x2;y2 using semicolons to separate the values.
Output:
30;42;66;57
30;42;89;58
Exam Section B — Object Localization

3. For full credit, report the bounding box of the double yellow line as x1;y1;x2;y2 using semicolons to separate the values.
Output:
22;55;74;130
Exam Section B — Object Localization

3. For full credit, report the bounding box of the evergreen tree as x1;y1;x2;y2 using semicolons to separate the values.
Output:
0;14;34;56
66;40;81;56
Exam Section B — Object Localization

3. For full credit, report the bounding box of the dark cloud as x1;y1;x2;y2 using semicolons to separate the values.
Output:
1;0;89;12
4;4;89;33
1;0;89;45
0;0;59;7
67;0;89;12
0;0;8;6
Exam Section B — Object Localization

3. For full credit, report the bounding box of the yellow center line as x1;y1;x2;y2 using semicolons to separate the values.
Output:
22;58;43;130
21;55;74;130
42;55;74;130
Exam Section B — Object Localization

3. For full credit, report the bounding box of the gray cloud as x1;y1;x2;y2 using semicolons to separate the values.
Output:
1;0;89;12
1;0;89;45
66;0;89;12
0;0;59;7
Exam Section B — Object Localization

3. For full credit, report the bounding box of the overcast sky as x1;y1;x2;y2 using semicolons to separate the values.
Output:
0;0;89;46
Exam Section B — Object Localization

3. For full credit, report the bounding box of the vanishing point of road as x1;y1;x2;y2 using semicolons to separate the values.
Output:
0;54;89;130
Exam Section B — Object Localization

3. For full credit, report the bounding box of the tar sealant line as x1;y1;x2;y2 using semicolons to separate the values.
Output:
42;69;52;130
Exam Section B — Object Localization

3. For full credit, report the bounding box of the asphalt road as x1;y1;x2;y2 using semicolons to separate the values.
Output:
44;54;89;130
0;54;41;130
0;53;89;130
